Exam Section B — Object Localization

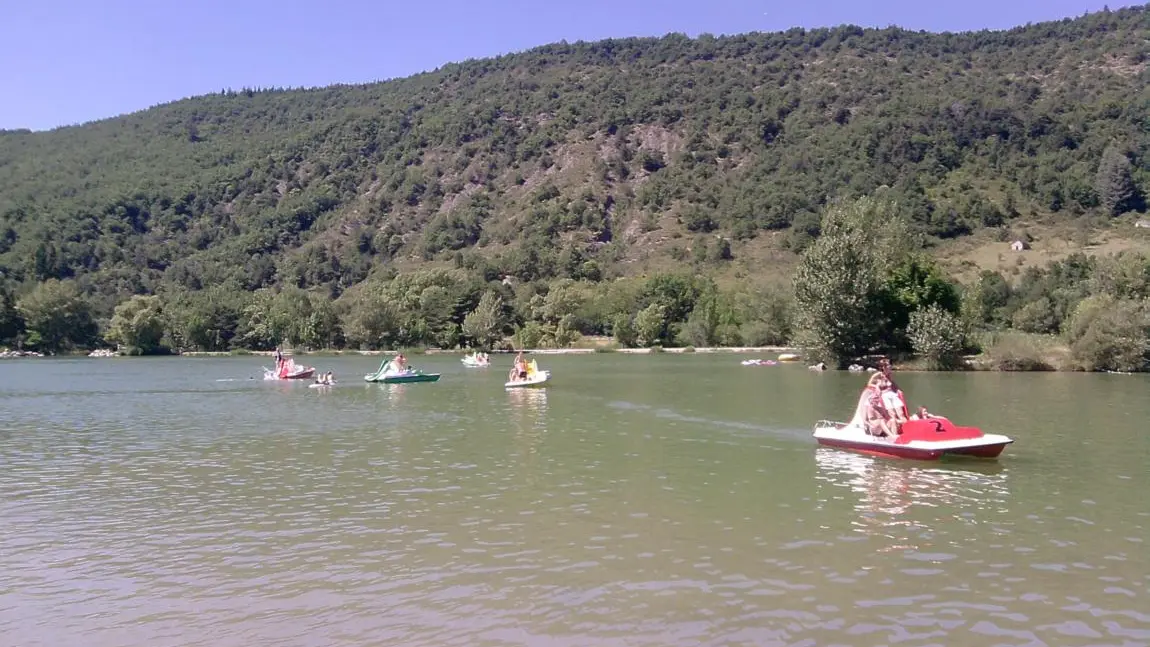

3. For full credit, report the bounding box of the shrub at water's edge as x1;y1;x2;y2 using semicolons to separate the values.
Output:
907;305;967;371
1063;295;1150;372
971;332;1066;372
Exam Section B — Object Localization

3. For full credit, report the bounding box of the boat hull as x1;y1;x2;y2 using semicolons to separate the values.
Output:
265;368;315;380
364;373;441;384
505;371;550;388
813;421;1012;461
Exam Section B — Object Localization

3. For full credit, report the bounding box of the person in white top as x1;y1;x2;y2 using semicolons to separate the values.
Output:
880;381;909;429
861;368;911;438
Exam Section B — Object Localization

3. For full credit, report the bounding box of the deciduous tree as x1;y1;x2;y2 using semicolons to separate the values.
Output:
15;279;98;352
462;291;507;349
792;197;909;366
107;295;166;354
1095;142;1137;216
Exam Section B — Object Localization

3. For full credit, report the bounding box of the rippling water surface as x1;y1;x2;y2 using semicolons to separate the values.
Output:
1;355;1147;646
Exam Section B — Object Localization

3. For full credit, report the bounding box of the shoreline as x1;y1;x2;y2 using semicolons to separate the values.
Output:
5;349;1140;373
177;346;801;357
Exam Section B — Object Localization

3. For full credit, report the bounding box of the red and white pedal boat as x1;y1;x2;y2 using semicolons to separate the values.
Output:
263;357;316;381
813;390;1013;461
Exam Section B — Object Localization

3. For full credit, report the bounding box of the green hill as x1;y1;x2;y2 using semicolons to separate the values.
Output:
0;6;1148;354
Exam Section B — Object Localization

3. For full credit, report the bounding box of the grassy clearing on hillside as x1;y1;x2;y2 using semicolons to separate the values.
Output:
939;219;1150;284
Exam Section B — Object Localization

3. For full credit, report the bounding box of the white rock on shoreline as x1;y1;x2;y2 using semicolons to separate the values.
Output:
0;349;44;359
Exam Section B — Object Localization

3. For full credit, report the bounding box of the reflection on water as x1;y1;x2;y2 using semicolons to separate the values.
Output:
806;447;1150;647
507;386;548;415
507;388;547;486
814;449;1011;551
374;382;407;403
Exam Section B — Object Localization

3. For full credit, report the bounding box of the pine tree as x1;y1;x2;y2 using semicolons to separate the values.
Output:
1095;142;1136;216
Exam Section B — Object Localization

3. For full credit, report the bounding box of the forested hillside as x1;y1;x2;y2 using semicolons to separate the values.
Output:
0;6;1147;358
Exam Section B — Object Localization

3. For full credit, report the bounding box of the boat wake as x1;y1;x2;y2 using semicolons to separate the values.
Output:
606;400;812;443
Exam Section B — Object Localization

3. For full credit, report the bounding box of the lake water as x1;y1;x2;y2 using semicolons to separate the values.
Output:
1;354;1147;647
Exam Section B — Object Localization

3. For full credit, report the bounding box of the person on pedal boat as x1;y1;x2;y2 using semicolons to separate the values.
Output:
862;373;897;437
879;359;911;425
393;353;408;373
863;373;907;438
876;358;905;399
510;351;528;382
880;377;909;428
910;406;934;420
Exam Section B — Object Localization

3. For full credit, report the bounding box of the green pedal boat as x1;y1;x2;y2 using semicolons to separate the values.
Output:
363;359;441;384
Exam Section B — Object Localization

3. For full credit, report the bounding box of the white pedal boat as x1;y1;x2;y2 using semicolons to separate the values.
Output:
462;352;490;367
505;360;550;388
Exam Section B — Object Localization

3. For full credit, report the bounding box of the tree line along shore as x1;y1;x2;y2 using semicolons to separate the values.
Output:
4;195;1148;373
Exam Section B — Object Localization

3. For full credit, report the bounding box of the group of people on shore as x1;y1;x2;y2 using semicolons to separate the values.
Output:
859;358;932;438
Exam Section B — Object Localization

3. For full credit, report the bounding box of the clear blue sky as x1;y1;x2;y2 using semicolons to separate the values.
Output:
0;0;1131;131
